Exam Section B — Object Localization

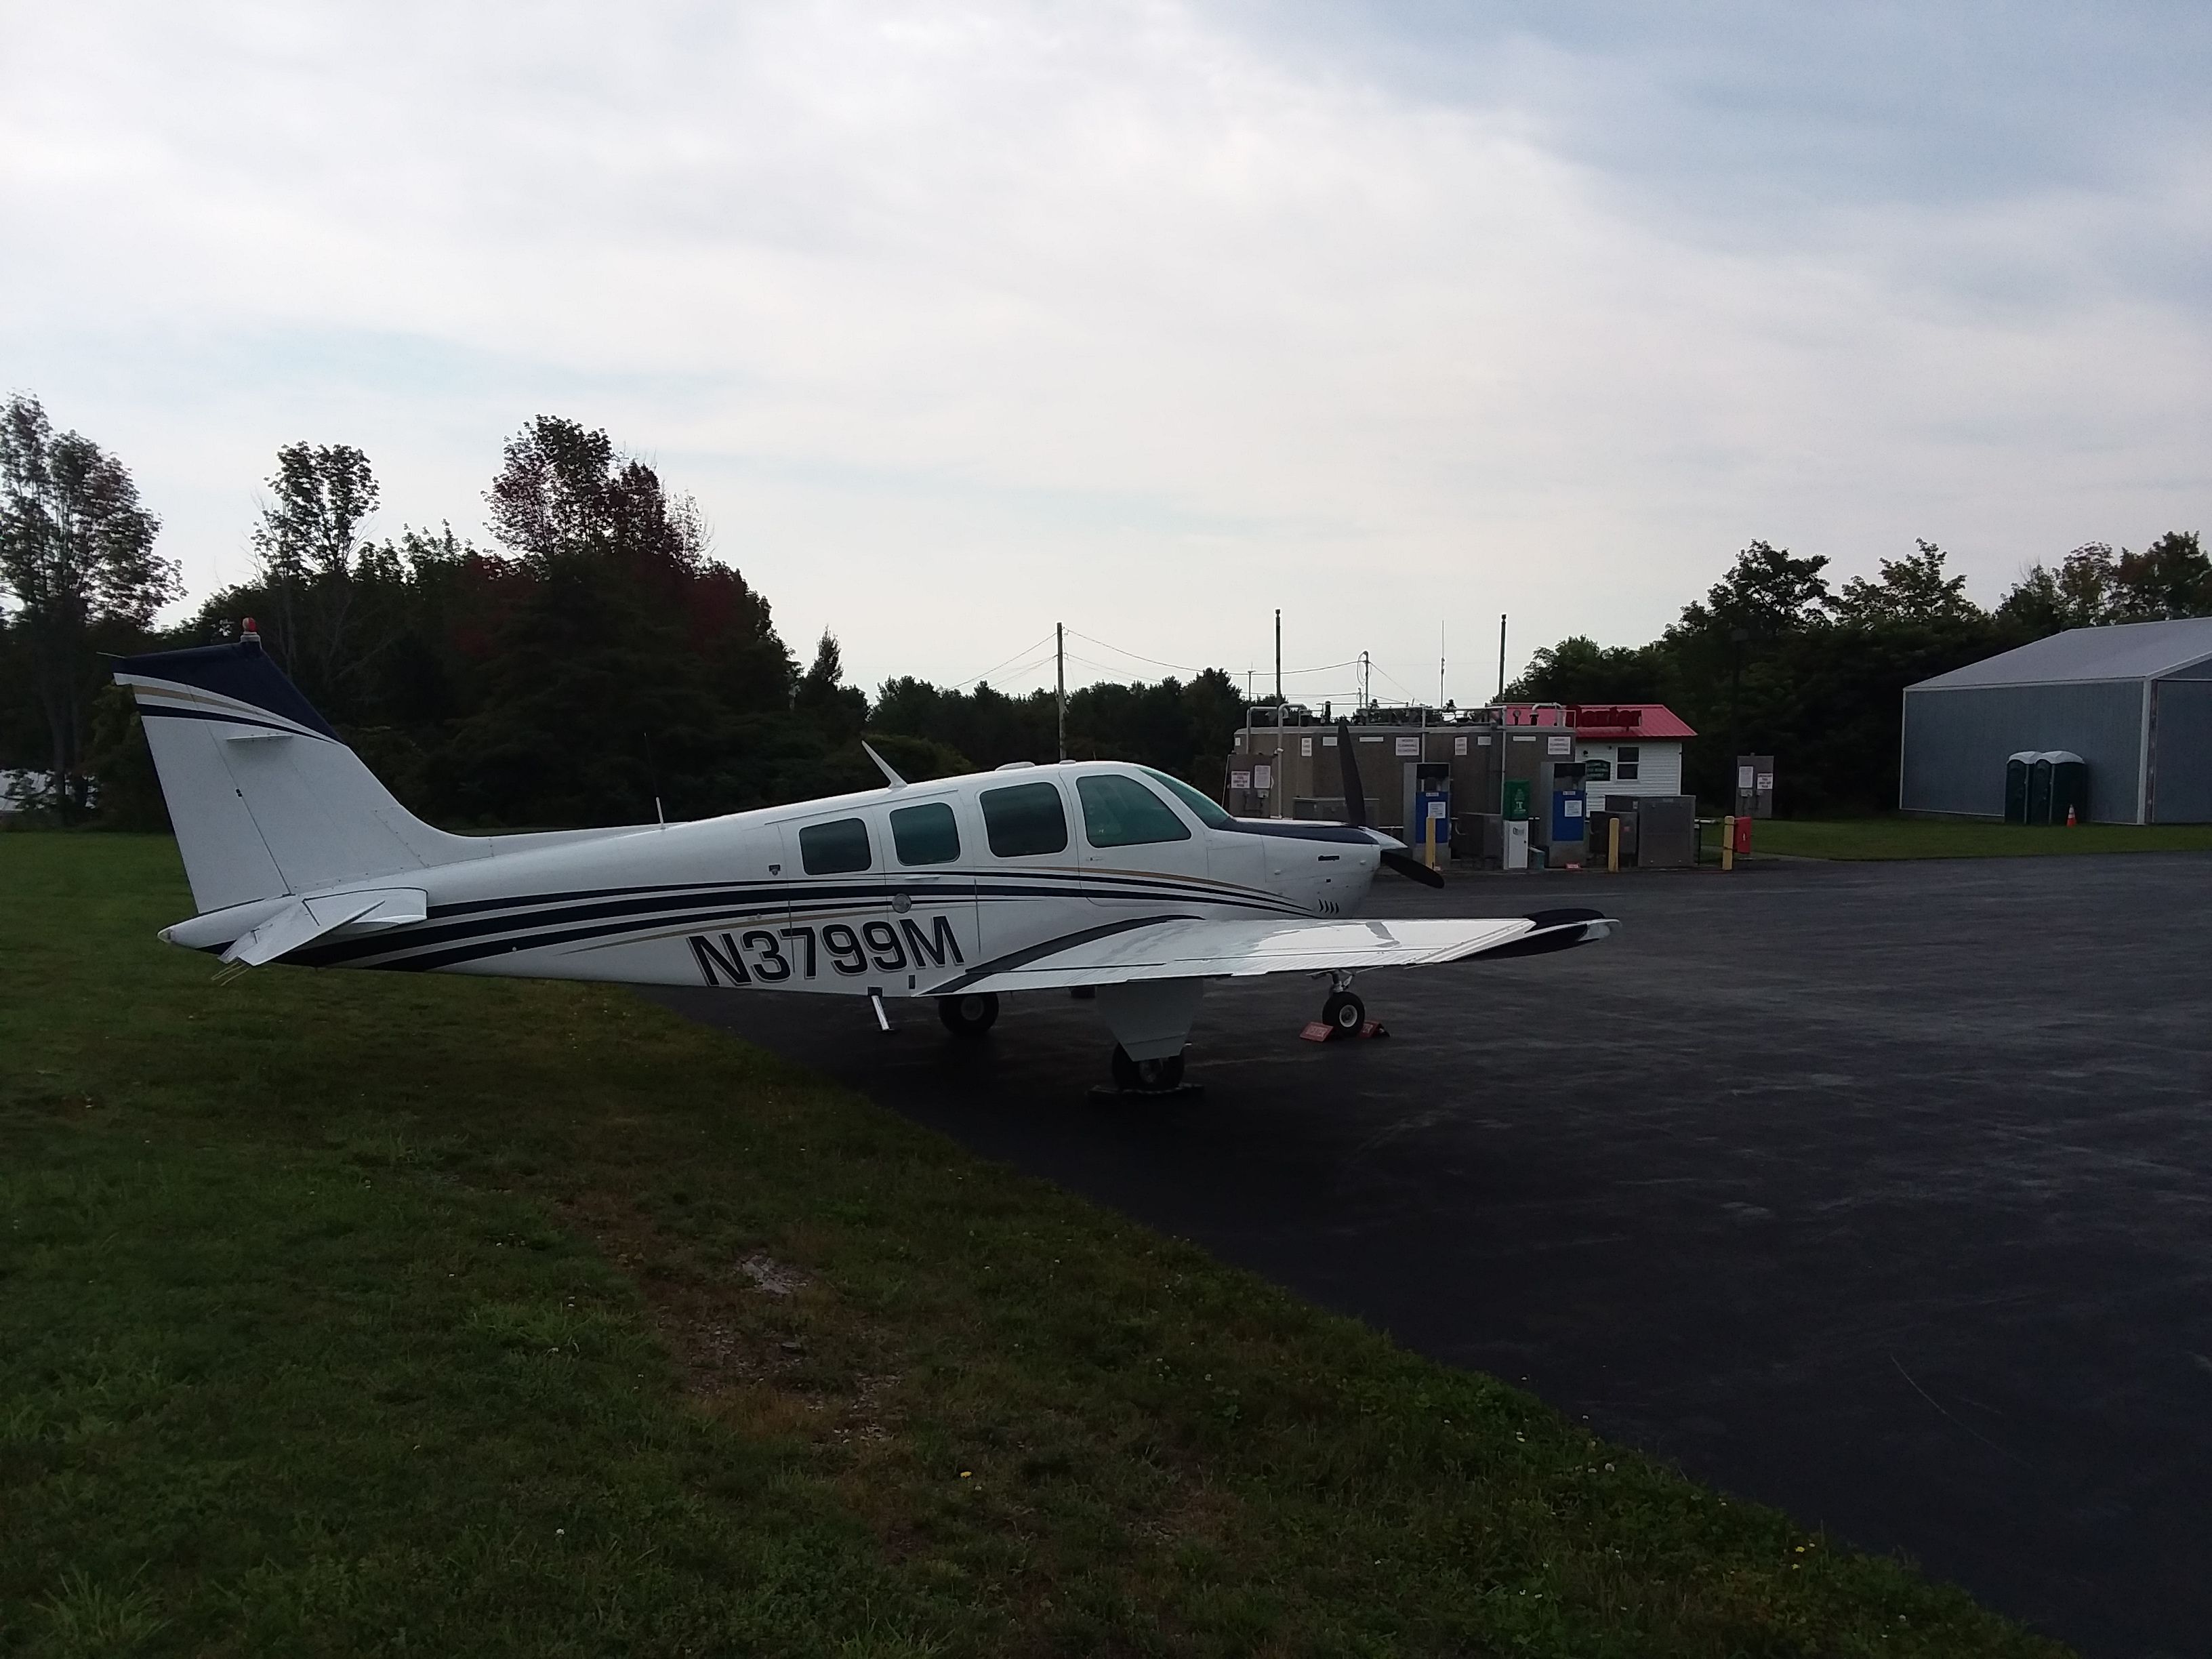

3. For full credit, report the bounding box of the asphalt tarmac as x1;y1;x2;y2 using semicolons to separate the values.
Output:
651;852;2212;1658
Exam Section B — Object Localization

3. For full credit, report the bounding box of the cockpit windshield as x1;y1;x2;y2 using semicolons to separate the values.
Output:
1143;767;1235;828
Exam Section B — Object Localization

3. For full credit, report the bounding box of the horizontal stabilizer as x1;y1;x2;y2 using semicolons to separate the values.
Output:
218;888;428;968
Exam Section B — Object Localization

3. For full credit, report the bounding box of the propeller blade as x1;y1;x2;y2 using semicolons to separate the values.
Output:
1380;847;1446;888
1336;720;1367;827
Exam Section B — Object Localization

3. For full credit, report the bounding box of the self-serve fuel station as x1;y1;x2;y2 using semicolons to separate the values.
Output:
1225;700;1696;869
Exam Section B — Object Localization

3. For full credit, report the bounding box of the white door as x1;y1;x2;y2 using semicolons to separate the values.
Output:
972;775;1082;958
770;809;893;996
877;794;983;994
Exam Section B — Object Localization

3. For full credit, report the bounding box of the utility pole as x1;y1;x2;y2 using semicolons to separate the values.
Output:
1439;621;1446;708
1359;650;1371;711
1496;613;1507;701
1728;626;1750;811
1055;622;1065;762
1273;608;1284;818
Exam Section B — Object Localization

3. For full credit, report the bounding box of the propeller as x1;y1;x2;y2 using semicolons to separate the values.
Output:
1337;720;1446;887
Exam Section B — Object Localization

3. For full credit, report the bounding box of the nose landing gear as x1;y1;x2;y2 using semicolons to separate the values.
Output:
1305;971;1385;1042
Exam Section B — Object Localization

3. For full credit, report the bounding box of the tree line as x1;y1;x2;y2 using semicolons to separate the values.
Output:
1505;532;2208;813
5;389;2201;827
0;397;1250;828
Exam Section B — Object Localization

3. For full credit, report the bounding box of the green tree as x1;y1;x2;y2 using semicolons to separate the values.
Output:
251;441;378;696
1832;540;1979;626
0;394;175;816
1681;539;1834;635
795;631;867;749
1995;542;2118;633
436;416;800;825
2110;531;2211;620
1504;637;1664;704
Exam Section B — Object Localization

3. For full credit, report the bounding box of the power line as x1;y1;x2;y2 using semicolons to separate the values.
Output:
1370;661;1425;703
945;632;1056;690
1067;627;1361;682
1065;628;1200;676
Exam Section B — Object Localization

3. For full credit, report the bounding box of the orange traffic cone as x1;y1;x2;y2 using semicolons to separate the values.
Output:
2066;805;2076;827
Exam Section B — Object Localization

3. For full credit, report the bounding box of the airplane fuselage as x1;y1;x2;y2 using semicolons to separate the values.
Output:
167;760;1382;1000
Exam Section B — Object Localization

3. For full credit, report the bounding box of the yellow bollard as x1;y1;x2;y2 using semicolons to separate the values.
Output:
1721;815;1735;872
1424;808;1438;869
1607;814;1620;874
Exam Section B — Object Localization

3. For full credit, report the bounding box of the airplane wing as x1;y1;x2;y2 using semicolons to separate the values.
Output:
939;907;1616;995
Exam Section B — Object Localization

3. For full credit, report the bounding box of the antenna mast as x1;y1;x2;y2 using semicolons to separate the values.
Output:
1055;622;1065;762
1496;613;1507;701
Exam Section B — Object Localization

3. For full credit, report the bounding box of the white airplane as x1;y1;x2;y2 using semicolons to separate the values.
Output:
115;629;1617;1092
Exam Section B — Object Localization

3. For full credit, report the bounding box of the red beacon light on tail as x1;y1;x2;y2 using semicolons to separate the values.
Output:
241;617;260;642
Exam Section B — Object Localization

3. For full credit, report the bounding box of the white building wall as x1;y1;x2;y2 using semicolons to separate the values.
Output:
1576;741;1684;800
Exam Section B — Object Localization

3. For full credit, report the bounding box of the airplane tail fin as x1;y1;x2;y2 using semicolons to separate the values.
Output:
112;637;480;914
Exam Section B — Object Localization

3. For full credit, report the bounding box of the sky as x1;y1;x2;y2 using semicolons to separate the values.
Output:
3;1;2207;705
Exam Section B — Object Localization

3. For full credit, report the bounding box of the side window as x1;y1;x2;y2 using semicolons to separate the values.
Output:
889;800;960;865
1078;774;1192;848
1617;745;1641;781
979;781;1068;858
798;817;872;874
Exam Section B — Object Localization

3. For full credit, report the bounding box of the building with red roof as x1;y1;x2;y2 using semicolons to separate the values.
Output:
1226;699;1699;830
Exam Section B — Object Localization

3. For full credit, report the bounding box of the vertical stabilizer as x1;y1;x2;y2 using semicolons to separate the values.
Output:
112;638;481;913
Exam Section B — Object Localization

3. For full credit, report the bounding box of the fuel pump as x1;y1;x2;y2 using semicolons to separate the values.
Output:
1412;761;1452;867
1547;760;1588;863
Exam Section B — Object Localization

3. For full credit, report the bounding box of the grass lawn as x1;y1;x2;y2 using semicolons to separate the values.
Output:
1;833;2068;1658
1730;817;2212;861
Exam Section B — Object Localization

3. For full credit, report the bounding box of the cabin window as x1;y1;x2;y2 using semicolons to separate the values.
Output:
798;817;872;874
1616;746;1641;781
979;781;1067;857
1078;774;1192;848
889;800;960;865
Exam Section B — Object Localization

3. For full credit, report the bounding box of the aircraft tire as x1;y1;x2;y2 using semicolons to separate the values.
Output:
1321;990;1365;1036
1110;1044;1185;1092
938;991;999;1036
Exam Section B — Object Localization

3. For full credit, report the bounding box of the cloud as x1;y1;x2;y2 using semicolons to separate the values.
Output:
2;0;2205;699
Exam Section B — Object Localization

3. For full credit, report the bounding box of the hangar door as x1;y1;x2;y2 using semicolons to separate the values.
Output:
2150;680;2212;823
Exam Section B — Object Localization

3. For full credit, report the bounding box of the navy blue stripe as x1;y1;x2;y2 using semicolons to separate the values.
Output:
302;874;1298;975
133;704;330;741
287;857;1308;972
291;886;793;968
419;866;1293;924
934;916;1195;994
1218;819;1372;844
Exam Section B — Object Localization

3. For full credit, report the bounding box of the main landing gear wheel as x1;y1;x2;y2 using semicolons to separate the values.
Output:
1109;1044;1185;1093
1321;990;1366;1036
938;991;999;1037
